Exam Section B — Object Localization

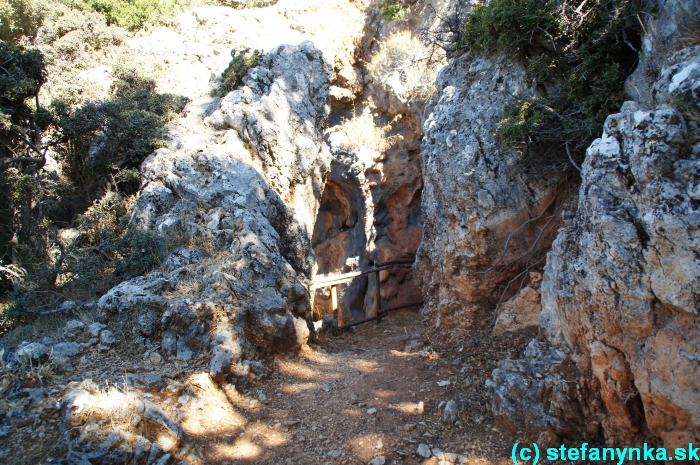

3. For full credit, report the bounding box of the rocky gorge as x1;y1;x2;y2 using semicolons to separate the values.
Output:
0;0;698;463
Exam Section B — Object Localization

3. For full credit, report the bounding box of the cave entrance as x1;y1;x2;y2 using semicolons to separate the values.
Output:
310;173;424;327
313;93;425;326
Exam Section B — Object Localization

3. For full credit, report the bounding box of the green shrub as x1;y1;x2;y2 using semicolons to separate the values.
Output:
212;48;261;97
377;0;416;21
0;0;46;42
79;0;171;30
461;0;643;173
0;41;47;126
218;0;277;8
53;66;188;193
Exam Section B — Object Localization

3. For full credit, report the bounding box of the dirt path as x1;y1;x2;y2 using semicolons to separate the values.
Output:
0;308;534;465
188;309;528;465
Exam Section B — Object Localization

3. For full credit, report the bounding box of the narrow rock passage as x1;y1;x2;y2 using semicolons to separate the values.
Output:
186;309;521;465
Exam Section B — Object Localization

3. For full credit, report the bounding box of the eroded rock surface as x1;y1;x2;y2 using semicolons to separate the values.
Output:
29;1;372;462
416;53;561;338
492;44;700;447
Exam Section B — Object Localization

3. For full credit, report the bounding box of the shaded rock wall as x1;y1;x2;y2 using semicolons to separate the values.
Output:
310;6;444;324
312;108;424;323
118;0;371;380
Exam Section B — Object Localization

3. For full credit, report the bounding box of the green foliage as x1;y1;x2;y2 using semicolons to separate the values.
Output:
0;45;185;329
0;41;47;125
218;0;277;8
377;0;415;21
53;66;187;190
461;0;643;172
79;0;179;30
112;229;164;278
212;48;261;97
0;0;46;42
461;0;556;54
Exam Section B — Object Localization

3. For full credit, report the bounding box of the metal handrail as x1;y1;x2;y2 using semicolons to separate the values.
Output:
311;258;422;330
310;259;416;289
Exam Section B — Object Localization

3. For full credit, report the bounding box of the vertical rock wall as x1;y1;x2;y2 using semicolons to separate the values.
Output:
490;0;700;448
416;53;563;339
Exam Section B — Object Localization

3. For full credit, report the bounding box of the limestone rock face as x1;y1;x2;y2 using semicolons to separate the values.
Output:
624;0;700;106
416;53;560;337
492;45;700;447
122;42;337;383
98;2;370;392
541;98;699;446
493;286;541;335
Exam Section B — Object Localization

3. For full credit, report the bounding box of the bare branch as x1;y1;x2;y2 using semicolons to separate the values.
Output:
475;194;557;275
0;264;26;283
565;141;582;172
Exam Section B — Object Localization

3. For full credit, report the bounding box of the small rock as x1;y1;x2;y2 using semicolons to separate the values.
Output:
284;420;301;427
100;330;115;346
52;342;81;357
404;423;416;431
368;457;386;465
98;343;111;352
128;372;164;389
327;450;342;458
437;380;450;387
88;322;106;337
444;452;459;463
148;351;163;365
443;400;458;422
416;401;425;414
42;337;57;346
417;444;432;458
176;338;193;361
366;408;377;415
63;320;85;340
16;342;50;363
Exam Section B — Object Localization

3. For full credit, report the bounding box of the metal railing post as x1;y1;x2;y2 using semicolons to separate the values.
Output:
374;268;381;324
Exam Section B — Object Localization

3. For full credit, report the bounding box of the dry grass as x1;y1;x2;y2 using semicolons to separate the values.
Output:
367;30;442;104
336;111;402;155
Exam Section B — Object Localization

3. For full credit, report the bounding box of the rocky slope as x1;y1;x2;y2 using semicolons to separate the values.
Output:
3;1;373;462
413;0;699;450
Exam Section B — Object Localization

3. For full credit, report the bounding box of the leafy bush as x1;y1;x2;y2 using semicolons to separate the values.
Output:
461;0;643;173
218;0;278;8
212;48;261;97
377;0;418;21
79;0;204;31
53;66;187;193
0;42;185;330
0;0;46;42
